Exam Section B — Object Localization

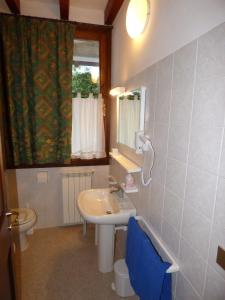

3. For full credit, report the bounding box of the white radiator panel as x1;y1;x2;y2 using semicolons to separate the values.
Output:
62;171;93;225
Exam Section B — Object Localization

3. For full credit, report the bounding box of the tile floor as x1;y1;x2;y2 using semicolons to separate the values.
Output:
14;225;138;300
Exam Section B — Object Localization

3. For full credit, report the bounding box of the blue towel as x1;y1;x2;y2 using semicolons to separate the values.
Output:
125;217;172;300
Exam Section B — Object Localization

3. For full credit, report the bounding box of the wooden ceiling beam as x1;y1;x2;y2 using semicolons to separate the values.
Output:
104;0;124;25
5;0;20;14
59;0;70;20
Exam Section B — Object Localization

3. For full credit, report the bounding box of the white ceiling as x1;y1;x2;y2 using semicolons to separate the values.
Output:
31;0;108;10
70;0;108;10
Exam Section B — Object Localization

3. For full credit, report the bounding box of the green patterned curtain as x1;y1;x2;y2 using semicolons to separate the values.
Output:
0;15;75;166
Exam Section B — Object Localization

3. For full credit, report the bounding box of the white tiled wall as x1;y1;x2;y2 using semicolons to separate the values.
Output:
11;165;109;229
110;22;225;299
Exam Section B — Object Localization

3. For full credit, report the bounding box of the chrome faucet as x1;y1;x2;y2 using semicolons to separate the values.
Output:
109;184;121;193
5;211;19;217
109;184;124;198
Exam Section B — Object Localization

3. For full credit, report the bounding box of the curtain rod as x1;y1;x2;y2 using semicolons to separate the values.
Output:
0;12;113;31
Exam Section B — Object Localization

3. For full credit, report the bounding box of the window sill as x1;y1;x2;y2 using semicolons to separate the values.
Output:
70;157;109;166
7;157;110;169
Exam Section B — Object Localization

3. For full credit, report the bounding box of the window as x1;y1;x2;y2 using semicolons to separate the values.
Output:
71;39;105;159
72;39;100;98
0;18;112;168
71;26;111;164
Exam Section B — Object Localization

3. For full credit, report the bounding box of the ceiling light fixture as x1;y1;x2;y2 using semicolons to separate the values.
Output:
126;0;150;39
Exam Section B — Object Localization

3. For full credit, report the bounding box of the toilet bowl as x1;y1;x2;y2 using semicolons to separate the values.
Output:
11;208;37;251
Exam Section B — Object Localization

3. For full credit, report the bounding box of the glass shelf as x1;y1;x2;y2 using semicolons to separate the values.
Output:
109;152;141;173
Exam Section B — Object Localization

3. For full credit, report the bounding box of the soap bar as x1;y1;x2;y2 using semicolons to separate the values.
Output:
112;148;119;155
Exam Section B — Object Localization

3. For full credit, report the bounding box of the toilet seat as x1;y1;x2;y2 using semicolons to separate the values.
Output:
10;207;37;251
11;208;36;226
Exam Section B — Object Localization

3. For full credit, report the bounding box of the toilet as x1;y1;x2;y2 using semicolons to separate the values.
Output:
11;208;37;251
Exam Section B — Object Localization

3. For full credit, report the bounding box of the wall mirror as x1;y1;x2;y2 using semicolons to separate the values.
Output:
117;86;146;149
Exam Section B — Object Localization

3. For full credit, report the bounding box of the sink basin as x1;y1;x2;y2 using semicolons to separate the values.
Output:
77;188;136;225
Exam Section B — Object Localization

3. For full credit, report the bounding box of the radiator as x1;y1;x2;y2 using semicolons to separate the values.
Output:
62;170;93;225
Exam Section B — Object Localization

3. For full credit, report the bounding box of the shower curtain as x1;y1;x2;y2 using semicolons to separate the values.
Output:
0;14;75;166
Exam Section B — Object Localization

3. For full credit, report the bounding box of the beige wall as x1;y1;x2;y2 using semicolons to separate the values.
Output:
13;165;109;229
112;0;225;86
110;18;225;300
0;0;104;24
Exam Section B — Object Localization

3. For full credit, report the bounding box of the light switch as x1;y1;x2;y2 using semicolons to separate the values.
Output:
37;171;48;184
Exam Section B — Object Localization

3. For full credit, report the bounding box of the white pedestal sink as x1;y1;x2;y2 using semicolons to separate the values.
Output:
77;188;136;273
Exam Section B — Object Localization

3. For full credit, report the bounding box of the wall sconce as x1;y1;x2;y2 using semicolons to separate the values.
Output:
109;87;125;96
126;0;150;39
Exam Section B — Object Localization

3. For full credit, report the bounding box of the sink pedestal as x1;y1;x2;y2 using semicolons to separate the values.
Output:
98;224;115;273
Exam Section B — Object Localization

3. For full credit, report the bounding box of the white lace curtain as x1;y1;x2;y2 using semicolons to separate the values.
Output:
71;93;106;159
